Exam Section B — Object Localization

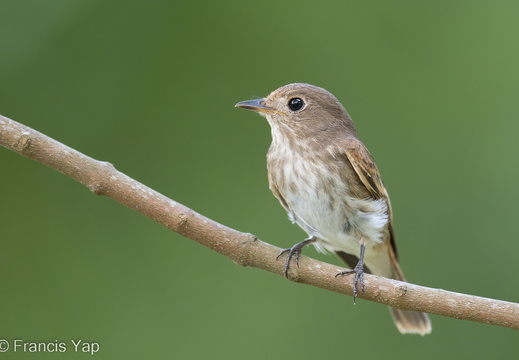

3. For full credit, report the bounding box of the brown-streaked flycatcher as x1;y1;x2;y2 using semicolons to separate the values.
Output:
235;83;431;335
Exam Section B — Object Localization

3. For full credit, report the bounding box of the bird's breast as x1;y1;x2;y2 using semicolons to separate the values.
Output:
267;144;388;253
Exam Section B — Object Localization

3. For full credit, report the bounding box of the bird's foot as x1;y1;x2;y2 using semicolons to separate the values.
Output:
336;261;365;304
276;237;316;278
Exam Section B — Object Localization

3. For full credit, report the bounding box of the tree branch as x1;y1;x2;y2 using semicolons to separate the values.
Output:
1;113;518;330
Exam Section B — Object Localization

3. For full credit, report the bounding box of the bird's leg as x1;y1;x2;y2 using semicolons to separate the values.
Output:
335;243;366;304
276;237;317;278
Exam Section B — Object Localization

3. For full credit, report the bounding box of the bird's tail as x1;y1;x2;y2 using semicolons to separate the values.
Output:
386;249;432;335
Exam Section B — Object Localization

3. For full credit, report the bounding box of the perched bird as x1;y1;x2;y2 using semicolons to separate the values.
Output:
235;83;431;335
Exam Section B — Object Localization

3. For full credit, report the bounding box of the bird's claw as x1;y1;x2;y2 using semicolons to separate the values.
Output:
336;263;365;304
276;238;316;278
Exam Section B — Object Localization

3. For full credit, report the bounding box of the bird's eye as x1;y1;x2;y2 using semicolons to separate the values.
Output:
287;98;304;111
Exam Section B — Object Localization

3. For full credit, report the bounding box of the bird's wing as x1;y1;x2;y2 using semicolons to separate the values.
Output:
269;181;290;213
342;137;398;259
343;137;387;200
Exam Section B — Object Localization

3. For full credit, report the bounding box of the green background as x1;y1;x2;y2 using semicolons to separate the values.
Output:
1;1;518;359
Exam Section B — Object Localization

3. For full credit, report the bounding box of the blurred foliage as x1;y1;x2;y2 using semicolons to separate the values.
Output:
1;1;518;359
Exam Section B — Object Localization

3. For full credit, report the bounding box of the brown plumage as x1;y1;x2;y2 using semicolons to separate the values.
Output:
236;83;431;335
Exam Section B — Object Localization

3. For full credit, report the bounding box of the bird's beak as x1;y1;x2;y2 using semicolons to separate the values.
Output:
235;99;277;114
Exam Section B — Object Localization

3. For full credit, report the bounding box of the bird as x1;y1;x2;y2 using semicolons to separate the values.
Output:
235;83;432;335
